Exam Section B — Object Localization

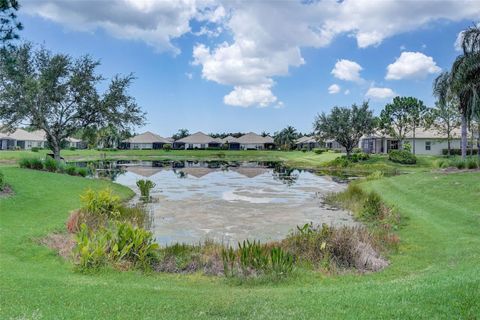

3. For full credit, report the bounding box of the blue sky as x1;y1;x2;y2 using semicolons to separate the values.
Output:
18;1;479;136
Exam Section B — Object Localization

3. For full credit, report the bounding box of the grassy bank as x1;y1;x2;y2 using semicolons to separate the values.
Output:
0;167;479;318
0;148;454;173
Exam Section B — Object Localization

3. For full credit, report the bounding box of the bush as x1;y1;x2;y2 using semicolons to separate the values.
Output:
30;158;44;170
352;147;363;154
349;152;369;162
76;167;88;177
163;144;172;151
80;188;121;219
18;157;32;168
360;192;383;219
65;165;77;176
74;222;159;271
31;147;40;152
44;157;58;172
0;171;4;191
69;146;77;151
301;147;308;153
442;148;479;155
467;158;479;169
313;148;325;154
388;150;416;164
136;179;156;200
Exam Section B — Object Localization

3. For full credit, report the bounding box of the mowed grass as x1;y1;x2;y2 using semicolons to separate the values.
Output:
0;167;479;319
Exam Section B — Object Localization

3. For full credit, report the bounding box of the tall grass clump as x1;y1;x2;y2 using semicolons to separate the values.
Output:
136;179;156;200
44;157;58;172
0;171;5;191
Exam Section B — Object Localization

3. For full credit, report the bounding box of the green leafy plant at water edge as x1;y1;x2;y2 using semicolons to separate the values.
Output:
270;247;294;275
136;179;156;200
388;150;416;164
75;222;158;271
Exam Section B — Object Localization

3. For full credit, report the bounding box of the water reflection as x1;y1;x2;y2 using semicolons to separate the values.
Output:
72;160;358;245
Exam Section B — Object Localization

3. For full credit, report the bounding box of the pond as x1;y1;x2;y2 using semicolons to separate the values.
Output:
77;160;357;246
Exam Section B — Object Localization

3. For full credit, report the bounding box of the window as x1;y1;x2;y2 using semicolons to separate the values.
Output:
388;140;399;151
425;141;431;151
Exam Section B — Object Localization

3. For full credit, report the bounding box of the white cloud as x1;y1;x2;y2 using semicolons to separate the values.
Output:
386;52;441;80
328;84;341;94
223;84;277;108
22;0;223;54
365;87;396;99
23;0;480;106
331;59;363;82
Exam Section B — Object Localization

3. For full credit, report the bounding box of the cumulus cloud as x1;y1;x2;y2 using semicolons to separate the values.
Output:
386;52;441;80
328;84;341;94
331;59;363;82
23;0;480;107
365;87;396;99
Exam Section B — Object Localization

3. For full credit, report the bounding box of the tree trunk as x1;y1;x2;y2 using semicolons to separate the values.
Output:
447;133;451;157
412;126;416;155
461;113;467;160
50;139;61;161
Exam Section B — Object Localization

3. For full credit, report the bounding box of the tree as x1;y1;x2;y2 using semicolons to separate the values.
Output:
406;97;428;155
379;97;412;149
260;131;269;137
314;102;374;156
172;128;189;140
1;0;22;46
274;126;298;150
426;100;461;156
0;44;145;160
436;24;480;159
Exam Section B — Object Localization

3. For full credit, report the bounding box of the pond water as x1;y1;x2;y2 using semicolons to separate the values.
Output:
79;160;357;246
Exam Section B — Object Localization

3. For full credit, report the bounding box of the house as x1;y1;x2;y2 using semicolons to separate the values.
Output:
360;128;465;155
123;131;171;149
325;139;346;152
295;136;321;150
220;135;240;150
0;128;46;150
66;137;87;149
235;132;275;150
175;132;222;149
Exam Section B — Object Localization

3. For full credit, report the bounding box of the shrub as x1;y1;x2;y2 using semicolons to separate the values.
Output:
313;148;326;154
80;188;121;219
388;150;416;164
349;152;369;162
65;165;77;176
76;167;88;177
136;179;156;200
44;157;58;172
466;158;479;169
69;146;77;151
352;147;363;154
453;158;466;169
301;147;308;153
162;144;172;151
19;157;32;169
31;147;40;152
0;171;4;191
360;191;382;219
74;222;159;271
442;148;479;155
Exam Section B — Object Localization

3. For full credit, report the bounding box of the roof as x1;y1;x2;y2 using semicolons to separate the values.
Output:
235;132;274;144
125;131;171;144
295;136;317;144
220;135;239;143
0;128;46;141
363;128;463;140
177;132;221;144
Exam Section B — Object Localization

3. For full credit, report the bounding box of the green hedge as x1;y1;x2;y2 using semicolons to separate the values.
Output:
388;150;417;164
442;148;479;155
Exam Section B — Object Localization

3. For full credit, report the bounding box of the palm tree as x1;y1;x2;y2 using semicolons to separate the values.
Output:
434;24;480;159
274;126;298;150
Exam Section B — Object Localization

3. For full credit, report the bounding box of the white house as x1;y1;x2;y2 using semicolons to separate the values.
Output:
123;131;171;149
360;128;465;155
235;132;274;150
175;132;222;149
0;129;46;150
295;136;321;150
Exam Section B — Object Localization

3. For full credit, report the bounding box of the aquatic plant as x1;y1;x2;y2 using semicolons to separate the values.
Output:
136;179;156;200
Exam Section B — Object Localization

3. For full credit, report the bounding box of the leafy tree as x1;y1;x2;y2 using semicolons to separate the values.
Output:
314;102;374;156
260;131;269;137
172;128;189;140
435;24;480;159
1;0;22;46
0;44;145;160
379;97;412;149
274;126;298;150
407;97;428;154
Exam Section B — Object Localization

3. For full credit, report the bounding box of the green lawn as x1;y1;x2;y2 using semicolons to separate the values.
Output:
1;167;478;319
